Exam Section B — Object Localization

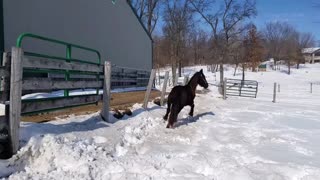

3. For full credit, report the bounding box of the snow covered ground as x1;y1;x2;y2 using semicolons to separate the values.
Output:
1;64;320;179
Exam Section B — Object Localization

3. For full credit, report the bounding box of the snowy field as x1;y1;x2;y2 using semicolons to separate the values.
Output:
1;64;320;179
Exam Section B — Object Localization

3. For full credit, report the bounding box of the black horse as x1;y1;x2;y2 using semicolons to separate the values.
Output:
163;69;209;128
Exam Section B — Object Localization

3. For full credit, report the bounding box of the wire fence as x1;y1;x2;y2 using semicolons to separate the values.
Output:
249;81;320;106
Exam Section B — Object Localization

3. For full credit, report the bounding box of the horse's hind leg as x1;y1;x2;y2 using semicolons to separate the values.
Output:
189;104;194;117
163;102;171;120
167;104;179;128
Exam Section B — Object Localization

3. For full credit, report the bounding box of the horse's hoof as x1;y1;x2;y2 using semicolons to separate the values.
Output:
163;115;168;120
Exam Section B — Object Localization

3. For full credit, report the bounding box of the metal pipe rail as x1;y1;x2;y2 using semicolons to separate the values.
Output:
16;33;102;97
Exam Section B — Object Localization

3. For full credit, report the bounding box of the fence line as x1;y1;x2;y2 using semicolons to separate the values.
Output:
0;47;152;158
155;73;191;88
272;82;277;103
0;34;155;159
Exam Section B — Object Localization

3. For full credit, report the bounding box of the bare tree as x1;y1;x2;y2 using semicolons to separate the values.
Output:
229;34;246;76
297;32;316;69
128;0;145;19
190;0;257;86
263;22;284;70
283;26;299;74
189;28;208;65
163;0;194;81
129;0;161;35
263;22;313;74
299;32;316;48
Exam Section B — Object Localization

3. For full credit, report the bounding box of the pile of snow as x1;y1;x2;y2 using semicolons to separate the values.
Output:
0;64;320;179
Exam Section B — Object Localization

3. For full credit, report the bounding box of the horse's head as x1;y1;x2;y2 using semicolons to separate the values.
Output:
197;69;208;89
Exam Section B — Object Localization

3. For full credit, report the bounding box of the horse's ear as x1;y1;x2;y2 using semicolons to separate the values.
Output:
200;69;203;73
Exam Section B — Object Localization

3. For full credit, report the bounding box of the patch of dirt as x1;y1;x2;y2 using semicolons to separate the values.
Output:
22;90;161;123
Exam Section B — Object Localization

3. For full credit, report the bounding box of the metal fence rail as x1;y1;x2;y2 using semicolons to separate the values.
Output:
0;34;105;159
12;33;151;92
225;78;258;98
111;66;150;89
17;33;102;97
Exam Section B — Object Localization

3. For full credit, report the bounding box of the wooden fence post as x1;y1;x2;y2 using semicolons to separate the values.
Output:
101;61;111;122
0;52;11;159
310;83;313;93
1;52;10;102
143;69;156;109
160;71;169;106
158;67;161;86
9;47;23;154
272;82;277;103
223;78;227;100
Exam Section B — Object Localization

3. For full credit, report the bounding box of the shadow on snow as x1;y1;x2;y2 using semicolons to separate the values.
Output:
175;112;215;128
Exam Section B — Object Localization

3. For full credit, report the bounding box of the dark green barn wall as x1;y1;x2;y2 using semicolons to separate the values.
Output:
0;0;4;53
4;0;152;70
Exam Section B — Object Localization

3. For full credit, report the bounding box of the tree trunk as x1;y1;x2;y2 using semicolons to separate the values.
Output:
172;62;177;85
170;44;176;85
219;63;224;85
242;64;245;81
158;64;161;85
147;12;152;34
215;64;219;72
297;59;301;69
147;1;153;34
234;63;238;76
252;64;256;72
178;60;182;77
194;48;197;65
287;60;291;75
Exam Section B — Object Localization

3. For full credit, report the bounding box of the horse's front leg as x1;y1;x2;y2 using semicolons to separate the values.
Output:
189;104;194;117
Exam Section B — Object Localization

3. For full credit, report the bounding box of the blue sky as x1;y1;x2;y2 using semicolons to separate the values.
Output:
253;0;319;41
155;0;320;42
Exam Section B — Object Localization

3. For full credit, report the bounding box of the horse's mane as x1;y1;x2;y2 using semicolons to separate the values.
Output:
187;72;199;86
